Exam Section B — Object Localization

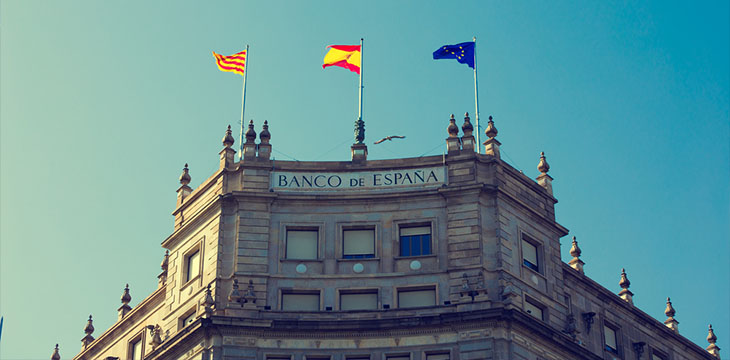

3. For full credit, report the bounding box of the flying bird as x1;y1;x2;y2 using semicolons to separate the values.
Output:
374;135;406;144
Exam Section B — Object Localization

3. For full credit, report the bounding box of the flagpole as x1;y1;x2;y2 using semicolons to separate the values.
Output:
239;44;249;159
473;36;481;154
358;38;363;127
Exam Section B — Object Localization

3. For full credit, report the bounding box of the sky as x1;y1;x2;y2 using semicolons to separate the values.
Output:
1;1;728;359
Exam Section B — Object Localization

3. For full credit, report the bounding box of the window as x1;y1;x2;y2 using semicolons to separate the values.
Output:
286;229;318;259
524;298;544;320
266;357;291;360
305;357;331;360
426;354;450;360
651;351;667;360
345;356;370;360
180;311;195;328
386;356;410;360
281;292;320;311
521;238;539;272
340;291;378;311
129;338;143;360
185;249;201;283
343;229;375;259
604;325;619;354
398;288;436;308
399;225;431;257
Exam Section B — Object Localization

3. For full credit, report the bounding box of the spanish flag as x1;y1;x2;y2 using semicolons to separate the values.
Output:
322;45;361;74
213;50;246;76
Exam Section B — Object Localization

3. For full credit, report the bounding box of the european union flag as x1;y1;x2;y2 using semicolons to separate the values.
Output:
433;42;475;68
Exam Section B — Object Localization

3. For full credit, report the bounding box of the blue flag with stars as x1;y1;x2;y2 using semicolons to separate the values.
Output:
433;42;475;68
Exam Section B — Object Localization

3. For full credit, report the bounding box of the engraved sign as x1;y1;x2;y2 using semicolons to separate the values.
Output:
272;166;446;192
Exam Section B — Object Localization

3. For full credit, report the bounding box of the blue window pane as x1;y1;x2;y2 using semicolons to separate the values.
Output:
412;236;421;255
401;238;410;257
421;235;431;255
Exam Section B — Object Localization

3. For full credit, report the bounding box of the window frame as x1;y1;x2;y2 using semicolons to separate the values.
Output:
340;224;378;260
398;222;433;257
385;355;411;360
179;308;196;329
127;330;145;360
649;348;667;360
524;296;546;321
396;285;437;309
424;352;451;360
339;289;379;311
182;239;203;286
284;227;319;260
603;322;621;356
520;233;542;273
280;289;321;311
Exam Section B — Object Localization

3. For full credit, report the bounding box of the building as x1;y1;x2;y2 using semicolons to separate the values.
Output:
59;114;722;360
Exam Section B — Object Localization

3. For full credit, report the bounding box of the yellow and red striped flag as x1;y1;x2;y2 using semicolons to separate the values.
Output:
212;50;246;76
322;45;361;74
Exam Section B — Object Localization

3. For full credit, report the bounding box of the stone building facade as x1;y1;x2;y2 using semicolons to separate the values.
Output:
63;115;722;360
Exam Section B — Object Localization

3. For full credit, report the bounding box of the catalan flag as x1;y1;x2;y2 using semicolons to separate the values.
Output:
322;45;361;74
213;50;246;76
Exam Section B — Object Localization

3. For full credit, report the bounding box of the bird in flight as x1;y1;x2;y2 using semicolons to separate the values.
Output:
374;135;406;144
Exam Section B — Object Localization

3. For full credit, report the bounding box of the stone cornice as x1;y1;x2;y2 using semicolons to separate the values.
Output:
172;170;224;217
162;197;222;248
147;307;601;360
562;263;715;359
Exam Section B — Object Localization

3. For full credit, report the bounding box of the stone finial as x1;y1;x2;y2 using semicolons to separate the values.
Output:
447;114;459;137
51;344;60;360
664;297;679;333
245;120;256;144
257;120;272;160
179;164;191;186
460;112;476;152
707;324;721;358
446;114;461;155
118;284;132;320
568;236;585;274
203;284;214;317
536;152;554;195
228;278;241;305
462;112;474;135
121;284;131;304
81;315;95;348
222;125;235;148
537;152;550;174
483;115;501;158
260;120;271;144
618;268;634;304
485;115;498;139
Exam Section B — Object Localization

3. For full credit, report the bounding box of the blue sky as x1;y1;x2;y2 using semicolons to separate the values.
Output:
1;1;728;359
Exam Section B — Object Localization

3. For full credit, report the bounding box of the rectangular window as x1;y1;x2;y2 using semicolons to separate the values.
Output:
399;225;431;257
286;229;318;259
343;229;375;259
524;299;544;320
386;356;410;360
180;311;195;328
346;357;370;360
281;292;320;311
522;239;539;272
305;357;331;360
130;338;143;360
340;292;378;311
604;325;619;354
426;354;450;360
266;357;291;360
185;249;200;283
651;353;666;360
398;288;436;308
